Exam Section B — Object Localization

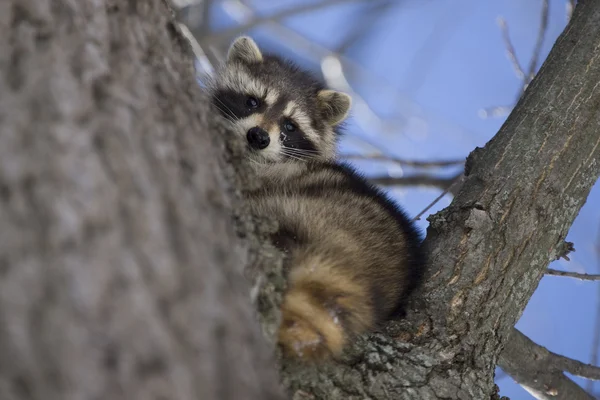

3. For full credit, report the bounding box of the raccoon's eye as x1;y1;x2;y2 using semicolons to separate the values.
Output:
283;120;297;132
246;96;260;109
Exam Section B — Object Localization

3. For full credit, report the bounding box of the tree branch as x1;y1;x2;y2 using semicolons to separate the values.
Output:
498;329;596;400
0;1;285;398
412;174;465;221
203;0;373;44
526;0;550;85
343;154;465;169
482;0;551;118
497;16;525;80
369;173;459;189
546;269;600;281
278;2;600;398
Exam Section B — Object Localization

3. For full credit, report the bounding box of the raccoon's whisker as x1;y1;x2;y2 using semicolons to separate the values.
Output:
282;146;320;153
246;156;263;167
281;142;321;151
212;97;239;121
208;100;236;120
209;94;239;121
281;153;305;162
281;153;312;162
283;153;313;161
283;148;320;156
280;151;307;162
282;149;318;159
212;104;238;121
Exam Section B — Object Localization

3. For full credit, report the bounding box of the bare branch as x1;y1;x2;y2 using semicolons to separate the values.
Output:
497;16;525;80
174;0;213;34
320;54;401;135
412;174;465;222
499;329;596;400
369;173;459;189
484;0;552;118
546;269;600;281
526;0;550;85
551;354;600;382
205;0;373;44
343;153;465;168
335;0;395;54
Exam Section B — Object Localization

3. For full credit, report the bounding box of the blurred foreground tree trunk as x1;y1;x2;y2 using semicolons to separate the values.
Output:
0;1;283;399
1;1;599;400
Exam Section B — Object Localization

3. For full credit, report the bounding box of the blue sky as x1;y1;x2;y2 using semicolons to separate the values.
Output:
206;1;599;397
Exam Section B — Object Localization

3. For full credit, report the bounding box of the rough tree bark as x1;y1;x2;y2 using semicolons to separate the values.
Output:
0;1;283;399
276;2;600;399
1;1;599;400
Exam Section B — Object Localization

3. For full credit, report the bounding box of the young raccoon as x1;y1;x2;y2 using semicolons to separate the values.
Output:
208;36;351;182
209;37;425;361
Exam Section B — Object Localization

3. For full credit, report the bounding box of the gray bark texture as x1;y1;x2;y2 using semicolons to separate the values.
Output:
0;1;284;399
1;1;599;400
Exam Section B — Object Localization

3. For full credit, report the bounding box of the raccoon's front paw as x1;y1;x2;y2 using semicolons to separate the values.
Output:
278;314;330;361
278;292;345;362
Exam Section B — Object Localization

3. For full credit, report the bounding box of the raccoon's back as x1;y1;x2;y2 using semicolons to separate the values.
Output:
247;161;424;315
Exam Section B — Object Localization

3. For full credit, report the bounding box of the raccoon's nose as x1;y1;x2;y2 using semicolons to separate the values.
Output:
246;127;270;150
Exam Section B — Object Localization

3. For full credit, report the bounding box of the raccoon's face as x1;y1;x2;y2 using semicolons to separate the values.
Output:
210;36;351;165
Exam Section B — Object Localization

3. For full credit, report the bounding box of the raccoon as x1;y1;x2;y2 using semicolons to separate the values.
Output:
209;37;425;361
207;36;350;183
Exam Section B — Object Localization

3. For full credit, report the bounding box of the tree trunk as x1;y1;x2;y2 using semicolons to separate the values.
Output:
277;1;600;399
1;1;600;400
0;1;283;399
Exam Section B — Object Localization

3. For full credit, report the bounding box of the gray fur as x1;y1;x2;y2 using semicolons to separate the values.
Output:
208;36;351;180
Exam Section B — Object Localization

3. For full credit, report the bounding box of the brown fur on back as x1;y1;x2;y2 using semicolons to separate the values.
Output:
212;36;425;361
246;161;424;360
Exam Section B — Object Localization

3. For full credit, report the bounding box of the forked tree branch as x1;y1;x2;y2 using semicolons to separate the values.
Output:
498;329;598;400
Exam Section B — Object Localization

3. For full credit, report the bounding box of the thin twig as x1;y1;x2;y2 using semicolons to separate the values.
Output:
205;0;373;44
369;174;459;189
497;16;525;80
525;0;549;85
483;1;552;119
335;0;394;54
546;269;600;281
320;54;401;135
411;173;465;222
343;153;464;168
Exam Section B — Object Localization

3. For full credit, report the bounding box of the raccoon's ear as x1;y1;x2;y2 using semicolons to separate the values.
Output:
317;90;352;126
227;36;263;65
